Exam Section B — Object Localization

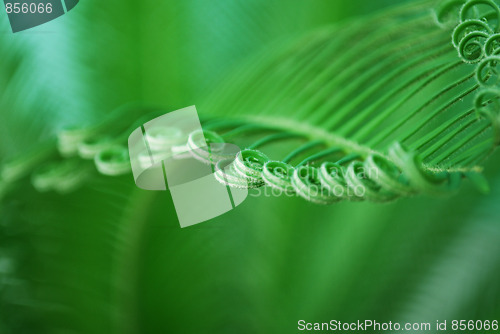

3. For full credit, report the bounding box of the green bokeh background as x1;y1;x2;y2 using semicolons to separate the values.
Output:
1;1;499;333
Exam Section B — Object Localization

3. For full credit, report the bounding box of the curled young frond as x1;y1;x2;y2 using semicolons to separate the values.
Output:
31;159;91;194
440;0;500;63
234;149;269;187
200;128;469;204
262;161;295;192
388;142;461;196
458;30;489;63
57;104;153;157
58;126;96;157
459;0;500;31
318;162;353;201
214;159;252;189
436;0;500;150
344;161;398;202
484;32;500;55
292;166;339;205
363;154;415;196
187;130;230;164
146;127;185;151
477;55;500;86
78;136;115;159
95;146;131;176
452;19;493;48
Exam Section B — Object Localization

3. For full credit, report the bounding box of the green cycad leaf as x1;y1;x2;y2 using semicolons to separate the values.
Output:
190;1;499;203
0;0;346;200
4;0;500;204
195;0;500;203
7;0;496;204
1;1;500;334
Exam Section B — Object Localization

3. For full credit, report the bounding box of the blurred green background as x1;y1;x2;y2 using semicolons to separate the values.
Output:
1;0;500;333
